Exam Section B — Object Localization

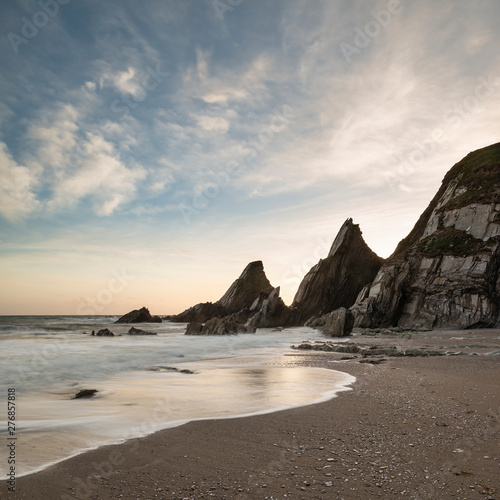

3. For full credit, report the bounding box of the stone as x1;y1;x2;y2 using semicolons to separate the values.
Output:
115;307;162;324
351;142;500;330
92;328;115;336
127;327;157;335
73;389;98;399
185;322;203;335
307;307;355;337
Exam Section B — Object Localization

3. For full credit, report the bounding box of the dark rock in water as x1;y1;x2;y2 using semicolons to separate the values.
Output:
291;219;384;324
172;261;274;323
185;322;203;335
151;366;195;374
127;327;157;335
185;317;256;336
92;328;115;336
115;307;162;324
73;389;98;399
306;307;354;337
351;142;500;330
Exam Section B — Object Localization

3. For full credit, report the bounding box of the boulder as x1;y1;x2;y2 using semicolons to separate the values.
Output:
115;307;162;324
185;322;203;335
92;328;115;336
73;389;98;399
127;327;157;335
351;142;500;329
306;307;354;337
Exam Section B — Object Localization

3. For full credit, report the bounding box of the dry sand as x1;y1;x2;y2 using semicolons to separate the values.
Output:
3;329;500;500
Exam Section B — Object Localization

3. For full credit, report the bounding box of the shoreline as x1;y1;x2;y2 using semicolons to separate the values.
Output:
4;329;500;499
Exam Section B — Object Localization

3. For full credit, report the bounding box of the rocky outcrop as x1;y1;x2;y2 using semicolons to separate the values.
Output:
246;287;296;328
127;327;157;335
115;307;162;324
305;307;354;337
91;328;115;336
291;219;384;323
186;317;256;336
172;261;274;323
351;142;500;329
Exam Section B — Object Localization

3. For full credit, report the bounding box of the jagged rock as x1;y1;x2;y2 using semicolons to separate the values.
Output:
351;143;500;329
291;219;384;324
246;287;294;328
115;307;162;324
73;389;98;399
127;327;157;335
92;328;114;336
172;261;274;323
185;317;256;336
306;307;354;337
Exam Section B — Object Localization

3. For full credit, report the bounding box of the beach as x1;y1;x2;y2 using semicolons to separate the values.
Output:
4;329;499;500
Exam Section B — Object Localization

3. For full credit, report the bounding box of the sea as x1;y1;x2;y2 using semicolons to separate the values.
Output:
0;316;355;478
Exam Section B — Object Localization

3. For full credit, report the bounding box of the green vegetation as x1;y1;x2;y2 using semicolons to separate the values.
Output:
417;227;494;258
441;143;500;210
393;143;500;257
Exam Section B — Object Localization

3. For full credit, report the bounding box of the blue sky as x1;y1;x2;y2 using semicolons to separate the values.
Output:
1;0;499;315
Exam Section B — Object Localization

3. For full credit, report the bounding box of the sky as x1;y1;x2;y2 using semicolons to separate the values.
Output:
0;0;499;315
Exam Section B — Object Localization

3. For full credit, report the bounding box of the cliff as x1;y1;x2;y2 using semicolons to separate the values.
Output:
351;142;500;329
291;219;384;323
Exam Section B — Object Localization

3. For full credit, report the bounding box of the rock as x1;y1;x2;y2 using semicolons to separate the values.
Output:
115;307;162;324
172;261;274;323
92;328;115;336
73;389;98;399
185;317;256;336
246;287;294;328
351;142;500;329
150;366;195;374
185;322;203;335
127;327;157;335
291;219;384;324
307;307;355;337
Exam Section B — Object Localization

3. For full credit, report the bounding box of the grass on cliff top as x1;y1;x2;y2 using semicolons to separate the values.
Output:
442;142;500;210
416;227;494;258
394;143;500;257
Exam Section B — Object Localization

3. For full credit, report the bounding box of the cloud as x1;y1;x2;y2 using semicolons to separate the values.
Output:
49;134;146;216
27;104;79;174
196;115;230;133
0;143;39;221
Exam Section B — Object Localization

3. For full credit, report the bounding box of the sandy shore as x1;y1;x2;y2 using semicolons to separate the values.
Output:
4;329;500;499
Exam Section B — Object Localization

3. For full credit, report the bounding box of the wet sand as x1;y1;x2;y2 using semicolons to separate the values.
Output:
4;329;500;500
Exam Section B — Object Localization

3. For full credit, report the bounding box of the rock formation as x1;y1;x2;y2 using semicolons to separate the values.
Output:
172;261;274;323
127;327;157;335
91;328;115;336
115;307;162;324
305;307;354;337
351;142;500;329
291;218;384;323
